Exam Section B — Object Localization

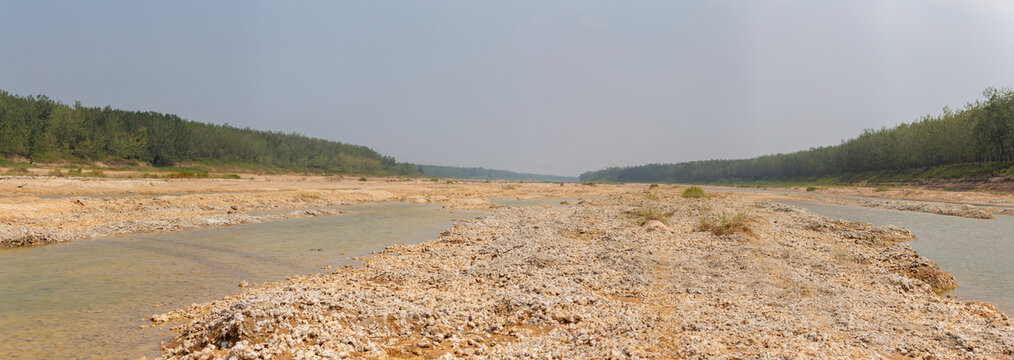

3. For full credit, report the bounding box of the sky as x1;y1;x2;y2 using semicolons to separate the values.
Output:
2;1;1014;176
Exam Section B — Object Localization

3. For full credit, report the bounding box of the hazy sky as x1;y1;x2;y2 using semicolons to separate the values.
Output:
3;1;1014;176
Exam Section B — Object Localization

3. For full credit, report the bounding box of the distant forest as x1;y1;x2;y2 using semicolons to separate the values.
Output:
0;90;418;175
418;165;577;182
581;88;1014;183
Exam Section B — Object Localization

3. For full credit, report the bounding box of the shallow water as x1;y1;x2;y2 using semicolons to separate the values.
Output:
776;199;1014;316
0;203;479;359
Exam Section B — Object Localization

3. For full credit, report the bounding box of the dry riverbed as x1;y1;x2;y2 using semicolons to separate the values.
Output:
0;176;624;247
153;189;1013;359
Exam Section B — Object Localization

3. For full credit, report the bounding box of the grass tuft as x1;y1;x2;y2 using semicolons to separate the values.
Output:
636;206;672;225
682;186;707;198
697;211;750;236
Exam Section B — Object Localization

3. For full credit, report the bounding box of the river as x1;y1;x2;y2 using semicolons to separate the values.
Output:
0;203;480;359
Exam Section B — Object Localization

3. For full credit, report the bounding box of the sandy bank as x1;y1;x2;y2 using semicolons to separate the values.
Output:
154;190;1013;359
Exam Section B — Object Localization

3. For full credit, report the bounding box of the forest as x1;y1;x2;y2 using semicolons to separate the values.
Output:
580;88;1014;183
0;91;419;175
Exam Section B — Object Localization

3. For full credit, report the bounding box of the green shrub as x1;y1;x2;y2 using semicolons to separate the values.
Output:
359;177;368;182
222;174;242;179
649;184;659;188
582;182;597;186
806;186;818;192
874;186;891;192
682;186;707;198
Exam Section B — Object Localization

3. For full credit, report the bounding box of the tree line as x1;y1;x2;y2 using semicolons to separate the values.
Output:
0;90;419;175
580;88;1014;183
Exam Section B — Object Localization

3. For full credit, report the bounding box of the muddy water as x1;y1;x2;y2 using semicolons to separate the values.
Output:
0;203;479;359
776;199;1014;316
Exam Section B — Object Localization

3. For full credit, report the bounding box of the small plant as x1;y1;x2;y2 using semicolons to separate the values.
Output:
943;187;958;192
359;177;368;182
874;186;891;192
649;184;659;189
697;211;750;236
806;186;818;192
644;193;659;201
682;186;707;198
502;184;517;190
445;180;454;184
429;178;439;182
222;174;242;179
83;170;105;177
636;206;672;225
582;182;597;186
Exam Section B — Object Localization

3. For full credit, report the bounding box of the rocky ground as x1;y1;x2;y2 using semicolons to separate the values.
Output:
153;189;1014;359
